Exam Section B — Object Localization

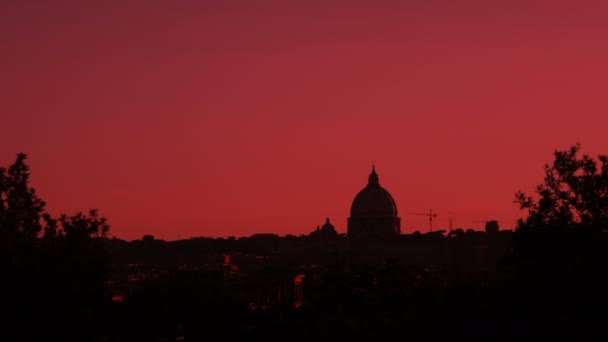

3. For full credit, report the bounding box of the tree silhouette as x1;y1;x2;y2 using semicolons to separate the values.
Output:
0;153;45;240
510;143;608;335
0;153;111;339
515;143;608;231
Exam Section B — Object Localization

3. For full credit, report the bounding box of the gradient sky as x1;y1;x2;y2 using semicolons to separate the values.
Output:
2;0;608;240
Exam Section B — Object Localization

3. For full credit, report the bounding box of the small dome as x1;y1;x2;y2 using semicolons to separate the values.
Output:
320;217;336;234
350;165;398;218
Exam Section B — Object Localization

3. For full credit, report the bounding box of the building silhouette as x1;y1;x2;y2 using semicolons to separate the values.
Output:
320;217;337;235
348;165;401;238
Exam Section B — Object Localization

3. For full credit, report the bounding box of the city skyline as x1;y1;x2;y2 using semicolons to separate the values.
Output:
3;1;608;240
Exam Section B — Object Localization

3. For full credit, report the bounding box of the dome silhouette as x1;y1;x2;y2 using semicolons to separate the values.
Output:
348;166;401;238
350;168;398;218
320;217;337;234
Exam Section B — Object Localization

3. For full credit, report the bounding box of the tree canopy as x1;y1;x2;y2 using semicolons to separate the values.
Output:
0;153;109;242
0;153;45;240
515;143;608;231
0;153;111;339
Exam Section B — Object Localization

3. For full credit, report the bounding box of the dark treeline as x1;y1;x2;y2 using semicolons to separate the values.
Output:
0;154;109;339
2;143;608;340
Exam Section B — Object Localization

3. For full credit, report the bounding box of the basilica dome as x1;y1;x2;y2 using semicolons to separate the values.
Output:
350;166;398;218
347;166;401;238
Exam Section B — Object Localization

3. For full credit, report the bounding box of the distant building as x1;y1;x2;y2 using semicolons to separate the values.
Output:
348;166;401;238
484;220;499;234
310;217;338;238
320;218;337;235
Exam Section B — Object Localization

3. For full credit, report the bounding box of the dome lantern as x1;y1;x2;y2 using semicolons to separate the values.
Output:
368;164;379;185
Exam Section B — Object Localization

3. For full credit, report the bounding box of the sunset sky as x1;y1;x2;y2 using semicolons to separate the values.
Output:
2;1;608;240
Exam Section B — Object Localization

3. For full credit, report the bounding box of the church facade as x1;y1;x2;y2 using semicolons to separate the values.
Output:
348;166;401;238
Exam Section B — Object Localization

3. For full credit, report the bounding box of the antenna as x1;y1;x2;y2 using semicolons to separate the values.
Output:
408;209;438;232
446;211;455;232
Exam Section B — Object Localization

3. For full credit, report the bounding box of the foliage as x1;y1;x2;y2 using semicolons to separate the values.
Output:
0;153;109;240
0;153;46;240
515;143;608;231
44;209;110;239
511;144;608;332
0;153;111;339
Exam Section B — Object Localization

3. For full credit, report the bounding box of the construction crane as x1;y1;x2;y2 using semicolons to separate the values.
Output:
409;209;438;232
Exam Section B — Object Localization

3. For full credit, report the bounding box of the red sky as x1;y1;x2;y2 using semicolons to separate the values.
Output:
2;0;608;241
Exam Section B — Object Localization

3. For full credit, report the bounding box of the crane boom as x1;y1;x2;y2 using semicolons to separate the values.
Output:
408;209;438;232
